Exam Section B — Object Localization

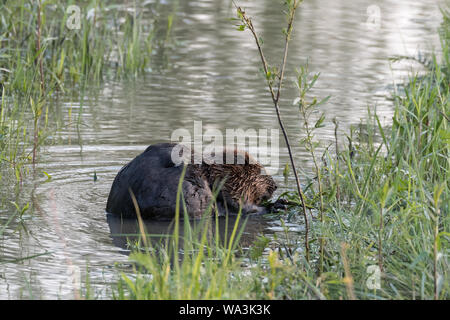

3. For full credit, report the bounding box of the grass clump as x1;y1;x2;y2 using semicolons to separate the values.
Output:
111;170;253;300
0;0;167;177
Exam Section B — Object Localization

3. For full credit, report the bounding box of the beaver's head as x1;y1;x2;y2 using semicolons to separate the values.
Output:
243;164;277;205
200;147;277;206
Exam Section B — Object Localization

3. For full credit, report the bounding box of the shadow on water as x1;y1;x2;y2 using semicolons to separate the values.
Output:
106;213;272;253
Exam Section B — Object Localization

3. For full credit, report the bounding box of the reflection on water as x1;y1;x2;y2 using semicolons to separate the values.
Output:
0;0;444;299
106;213;271;252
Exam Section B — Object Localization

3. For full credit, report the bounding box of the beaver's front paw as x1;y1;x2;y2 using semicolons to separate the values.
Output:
266;198;289;213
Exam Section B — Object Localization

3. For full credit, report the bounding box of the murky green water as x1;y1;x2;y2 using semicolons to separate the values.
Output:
0;0;444;298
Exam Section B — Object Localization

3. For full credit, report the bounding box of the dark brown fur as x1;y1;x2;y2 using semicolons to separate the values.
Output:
200;148;276;213
106;143;276;219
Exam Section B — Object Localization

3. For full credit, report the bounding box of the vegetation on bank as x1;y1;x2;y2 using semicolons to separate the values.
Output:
108;4;449;300
0;0;172;179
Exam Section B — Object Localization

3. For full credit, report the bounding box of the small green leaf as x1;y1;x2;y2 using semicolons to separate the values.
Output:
21;203;30;216
283;163;290;181
436;232;450;251
314;113;326;128
42;171;52;181
236;9;244;20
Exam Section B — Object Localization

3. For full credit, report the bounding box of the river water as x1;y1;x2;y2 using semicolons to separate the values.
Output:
0;0;444;299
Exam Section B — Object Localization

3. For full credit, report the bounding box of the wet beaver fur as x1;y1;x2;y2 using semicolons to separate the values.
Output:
106;143;277;219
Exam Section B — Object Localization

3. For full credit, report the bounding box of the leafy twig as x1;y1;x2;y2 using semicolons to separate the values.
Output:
233;0;310;261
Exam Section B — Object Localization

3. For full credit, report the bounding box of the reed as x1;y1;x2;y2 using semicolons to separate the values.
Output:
0;0;160;174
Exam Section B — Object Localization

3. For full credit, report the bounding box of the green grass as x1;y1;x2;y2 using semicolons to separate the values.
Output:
0;0;169;177
108;170;253;300
105;8;449;300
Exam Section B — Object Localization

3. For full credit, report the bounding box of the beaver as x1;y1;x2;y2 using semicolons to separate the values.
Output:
106;143;277;219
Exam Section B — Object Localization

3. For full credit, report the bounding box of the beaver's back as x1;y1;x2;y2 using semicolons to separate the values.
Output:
106;143;212;219
106;143;276;219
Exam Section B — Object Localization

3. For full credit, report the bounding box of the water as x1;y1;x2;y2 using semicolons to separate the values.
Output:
0;0;444;299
